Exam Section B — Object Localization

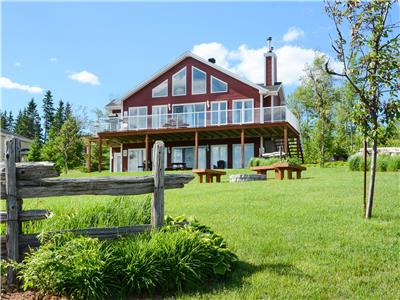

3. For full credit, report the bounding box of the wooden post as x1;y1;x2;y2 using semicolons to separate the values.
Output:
259;136;264;157
98;138;102;173
145;135;149;171
283;126;288;158
151;141;165;228
195;131;199;169
87;141;91;173
241;128;245;168
5;138;19;285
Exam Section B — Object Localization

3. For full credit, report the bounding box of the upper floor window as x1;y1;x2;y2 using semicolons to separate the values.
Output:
152;79;168;98
192;67;206;95
172;67;187;96
211;76;228;93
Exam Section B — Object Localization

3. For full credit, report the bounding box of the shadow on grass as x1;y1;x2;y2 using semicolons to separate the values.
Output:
175;261;313;298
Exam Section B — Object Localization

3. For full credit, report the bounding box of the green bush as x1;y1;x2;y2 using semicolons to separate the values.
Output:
387;155;400;171
348;154;399;172
15;217;237;299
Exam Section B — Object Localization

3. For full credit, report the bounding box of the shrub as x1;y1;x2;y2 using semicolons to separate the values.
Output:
387;155;400;171
376;155;389;172
348;154;362;171
348;154;399;172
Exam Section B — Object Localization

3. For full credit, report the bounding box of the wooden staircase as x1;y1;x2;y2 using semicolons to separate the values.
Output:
274;136;304;163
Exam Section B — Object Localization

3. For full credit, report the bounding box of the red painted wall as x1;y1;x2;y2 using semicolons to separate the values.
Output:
122;57;262;115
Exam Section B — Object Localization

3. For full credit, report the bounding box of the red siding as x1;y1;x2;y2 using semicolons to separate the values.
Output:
122;57;262;115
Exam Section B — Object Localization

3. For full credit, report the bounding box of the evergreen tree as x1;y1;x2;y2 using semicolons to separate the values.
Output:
14;109;29;137
65;102;72;120
0;111;7;130
7;111;14;133
53;100;65;132
42;90;55;140
27;135;42;161
41;126;61;167
25;98;42;139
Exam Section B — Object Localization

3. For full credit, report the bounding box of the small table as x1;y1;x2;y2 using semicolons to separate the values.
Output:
192;169;226;183
251;163;306;180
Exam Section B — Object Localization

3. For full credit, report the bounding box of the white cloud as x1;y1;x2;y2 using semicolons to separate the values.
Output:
282;26;305;42
15;62;22;68
50;57;58;63
191;42;341;86
68;70;100;86
0;76;43;94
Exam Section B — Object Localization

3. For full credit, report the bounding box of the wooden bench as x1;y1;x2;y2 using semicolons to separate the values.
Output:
192;169;226;183
251;163;306;180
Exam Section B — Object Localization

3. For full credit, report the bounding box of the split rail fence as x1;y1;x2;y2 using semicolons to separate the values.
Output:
0;138;193;285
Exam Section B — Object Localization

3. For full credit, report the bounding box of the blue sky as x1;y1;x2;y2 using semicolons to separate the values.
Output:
1;1;397;119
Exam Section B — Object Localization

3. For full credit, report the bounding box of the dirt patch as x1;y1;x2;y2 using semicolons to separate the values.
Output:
1;290;69;300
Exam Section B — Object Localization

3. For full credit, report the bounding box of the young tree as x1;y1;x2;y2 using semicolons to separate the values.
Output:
65;102;72;120
27;135;42;161
290;54;339;166
42;90;55;140
52;100;65;132
325;0;400;218
56;116;83;174
14;109;29;137
25;98;42;139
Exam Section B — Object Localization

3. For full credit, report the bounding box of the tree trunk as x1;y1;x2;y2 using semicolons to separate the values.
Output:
320;121;325;167
363;138;367;214
365;136;377;219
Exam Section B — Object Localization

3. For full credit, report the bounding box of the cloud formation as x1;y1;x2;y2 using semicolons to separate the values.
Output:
192;42;341;86
50;57;58;63
0;76;43;94
282;26;305;42
68;70;100;86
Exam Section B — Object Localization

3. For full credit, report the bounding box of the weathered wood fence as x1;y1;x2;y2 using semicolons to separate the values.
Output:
0;138;193;285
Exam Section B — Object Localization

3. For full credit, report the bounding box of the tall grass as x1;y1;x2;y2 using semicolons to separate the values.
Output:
348;154;400;171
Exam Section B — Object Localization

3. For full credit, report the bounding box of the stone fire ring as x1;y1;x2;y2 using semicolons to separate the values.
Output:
229;174;266;183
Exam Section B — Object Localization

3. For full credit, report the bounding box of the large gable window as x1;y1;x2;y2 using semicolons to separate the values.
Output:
152;79;168;98
192;67;206;95
211;76;228;93
172;67;187;96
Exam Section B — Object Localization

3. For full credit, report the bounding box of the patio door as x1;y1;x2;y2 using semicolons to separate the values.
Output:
113;153;122;172
211;145;227;169
233;143;254;168
128;148;145;172
128;106;147;129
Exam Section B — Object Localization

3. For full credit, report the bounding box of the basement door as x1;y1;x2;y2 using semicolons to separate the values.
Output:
128;149;145;172
113;153;122;172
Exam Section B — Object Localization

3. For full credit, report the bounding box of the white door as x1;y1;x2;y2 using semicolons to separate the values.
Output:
198;146;207;169
113;153;122;172
211;145;227;169
129;107;147;129
233;143;254;168
128;149;145;172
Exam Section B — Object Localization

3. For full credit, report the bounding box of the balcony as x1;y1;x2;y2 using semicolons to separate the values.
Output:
92;106;300;135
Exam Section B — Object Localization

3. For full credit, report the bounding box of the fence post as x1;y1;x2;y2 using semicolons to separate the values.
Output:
151;141;165;228
5;138;19;285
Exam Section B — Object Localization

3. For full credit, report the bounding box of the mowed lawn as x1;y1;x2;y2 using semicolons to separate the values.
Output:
10;167;400;299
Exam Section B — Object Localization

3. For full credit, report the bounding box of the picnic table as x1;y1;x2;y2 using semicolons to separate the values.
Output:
192;169;226;183
251;163;306;180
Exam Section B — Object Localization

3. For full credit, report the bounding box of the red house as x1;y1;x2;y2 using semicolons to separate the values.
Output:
90;42;303;172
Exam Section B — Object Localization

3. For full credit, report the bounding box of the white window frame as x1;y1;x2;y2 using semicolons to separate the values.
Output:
191;66;207;95
172;102;206;127
210;75;228;93
232;99;254;124
152;79;168;98
152;105;168;129
128;106;148;129
210;100;228;126
171;146;195;168
172;67;187;96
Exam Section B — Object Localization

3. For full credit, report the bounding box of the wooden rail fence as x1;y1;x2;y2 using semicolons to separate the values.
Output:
0;138;193;285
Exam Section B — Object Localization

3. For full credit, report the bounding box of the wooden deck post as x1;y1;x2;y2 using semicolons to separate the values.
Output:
284;126;288;157
151;141;165;228
87;141;91;173
145;135;149;171
260;136;264;157
6;138;19;285
195;131;199;169
241;128;245;168
98;138;102;173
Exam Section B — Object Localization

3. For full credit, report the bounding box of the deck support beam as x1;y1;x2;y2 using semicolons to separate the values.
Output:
284;126;288;157
260;136;264;157
87;141;91;173
145;135;149;171
98;138;102;173
241;128;245;169
195;131;199;169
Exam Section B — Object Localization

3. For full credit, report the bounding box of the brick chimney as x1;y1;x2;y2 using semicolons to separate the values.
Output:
264;37;277;86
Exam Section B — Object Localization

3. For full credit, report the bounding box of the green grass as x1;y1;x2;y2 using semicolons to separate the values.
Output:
4;167;400;299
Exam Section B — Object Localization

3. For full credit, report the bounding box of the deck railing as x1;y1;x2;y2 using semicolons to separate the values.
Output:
92;106;300;134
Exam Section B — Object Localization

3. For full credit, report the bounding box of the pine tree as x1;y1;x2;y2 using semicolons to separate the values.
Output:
25;99;42;139
65;102;72;120
42;90;55;140
0;111;7;130
27;135;42;161
14;109;29;137
7;111;14;133
53;100;65;132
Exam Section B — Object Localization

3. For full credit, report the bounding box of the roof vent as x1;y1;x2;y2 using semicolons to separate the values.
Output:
208;58;216;64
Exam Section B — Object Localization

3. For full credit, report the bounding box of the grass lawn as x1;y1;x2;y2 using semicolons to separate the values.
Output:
4;167;400;299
